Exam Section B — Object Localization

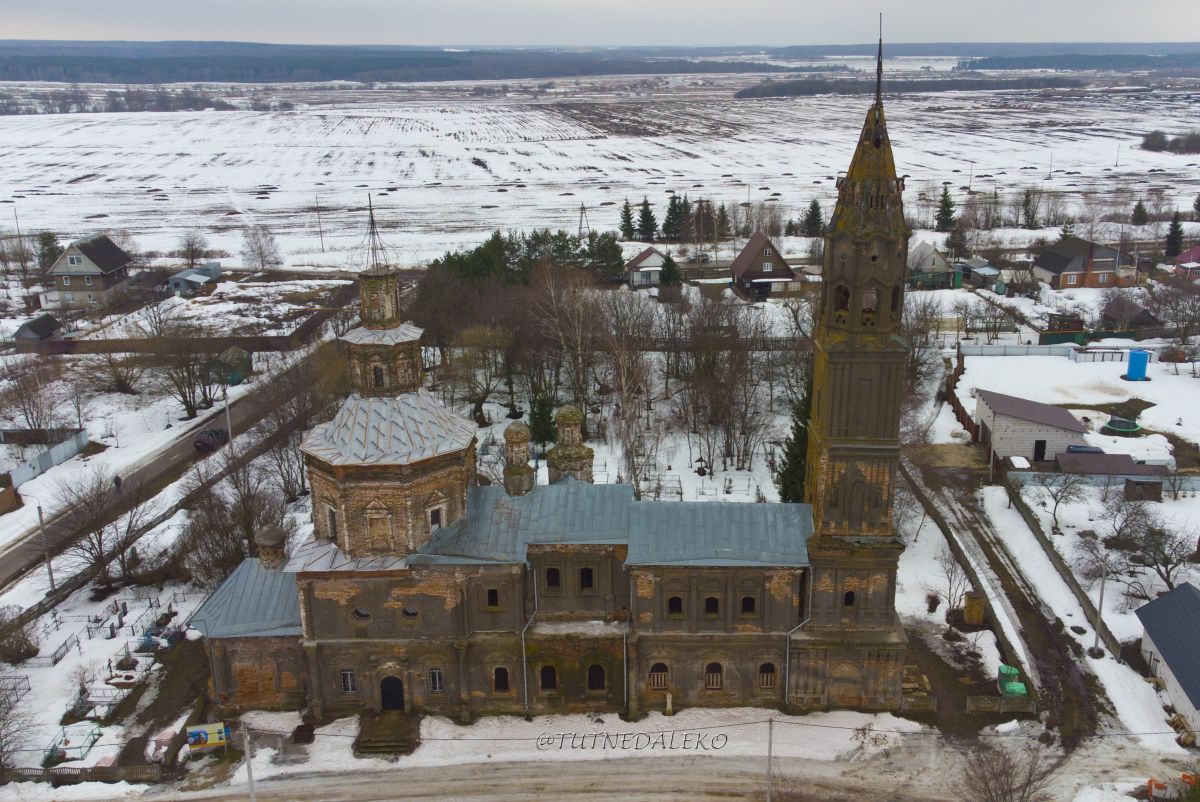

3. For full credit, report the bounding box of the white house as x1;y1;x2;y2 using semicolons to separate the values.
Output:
1136;583;1200;736
625;247;666;288
975;389;1087;464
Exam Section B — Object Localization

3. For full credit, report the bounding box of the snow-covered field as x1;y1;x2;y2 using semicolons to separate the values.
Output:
1;78;1197;269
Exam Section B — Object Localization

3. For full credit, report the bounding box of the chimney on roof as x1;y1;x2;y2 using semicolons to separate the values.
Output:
255;524;288;570
546;406;594;484
503;421;535;496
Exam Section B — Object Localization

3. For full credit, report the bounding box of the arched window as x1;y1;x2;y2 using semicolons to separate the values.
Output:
546;568;560;588
648;662;669;690
587;664;606;691
759;663;777;689
862;287;879;313
891;284;902;312
540;665;558;692
667;596;684;615
493;667;510;693
843;591;856;607
704;662;723;690
579;567;594;590
834;285;851;312
372;365;385;387
741;596;756;615
704;597;719;616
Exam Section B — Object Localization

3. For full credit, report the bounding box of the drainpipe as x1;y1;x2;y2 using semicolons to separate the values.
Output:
626;573;636;715
783;569;815;707
520;568;539;717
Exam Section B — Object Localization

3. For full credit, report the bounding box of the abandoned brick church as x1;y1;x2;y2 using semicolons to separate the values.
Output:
191;52;911;721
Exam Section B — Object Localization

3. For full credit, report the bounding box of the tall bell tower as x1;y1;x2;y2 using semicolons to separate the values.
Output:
790;34;908;711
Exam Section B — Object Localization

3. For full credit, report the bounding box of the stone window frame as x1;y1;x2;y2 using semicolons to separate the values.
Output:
740;595;757;617
703;596;720;617
704;662;724;691
543;566;562;594
843;590;857;607
365;506;392;552
586;664;606;693
429;667;444;693
339;668;357;695
758;663;777;689
325;504;340;543
485;587;501;610
648;662;670;691
426;496;448;534
666;595;684;617
372;364;386;388
578;566;595;593
539;664;559;692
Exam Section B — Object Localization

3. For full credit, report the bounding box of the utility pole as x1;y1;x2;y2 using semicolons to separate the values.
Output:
242;725;257;802
1092;565;1108;654
315;193;326;252
1115;143;1121;168
37;503;54;591
765;718;774;802
223;379;236;459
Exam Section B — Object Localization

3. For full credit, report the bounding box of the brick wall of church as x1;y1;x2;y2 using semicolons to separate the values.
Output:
207;636;306;713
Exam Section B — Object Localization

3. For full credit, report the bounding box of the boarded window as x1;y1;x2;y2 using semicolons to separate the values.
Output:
705;663;723;690
759;663;777;689
649;663;669;690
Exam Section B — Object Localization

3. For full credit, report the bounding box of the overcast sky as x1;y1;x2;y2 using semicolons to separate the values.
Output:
3;0;1194;46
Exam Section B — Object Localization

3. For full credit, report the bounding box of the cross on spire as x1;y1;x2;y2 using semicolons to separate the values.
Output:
365;195;391;273
876;13;883;106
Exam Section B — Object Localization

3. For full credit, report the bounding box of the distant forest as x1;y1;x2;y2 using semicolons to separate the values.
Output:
735;76;1083;99
0;44;791;84
963;53;1200;70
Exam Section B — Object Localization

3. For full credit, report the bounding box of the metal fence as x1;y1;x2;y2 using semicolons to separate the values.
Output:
5;429;89;487
966;695;1038;714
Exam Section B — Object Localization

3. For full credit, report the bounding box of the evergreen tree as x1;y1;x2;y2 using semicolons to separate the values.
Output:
801;199;824;237
1058;221;1075;241
945;221;969;257
529;394;557;455
1165;211;1185;260
661;195;683;241
619;199;635;240
1131;200;1149;226
659;253;681;286
636;197;658;242
776;373;813;504
36;232;63;272
1021;189;1040;229
1193;193;1200;222
784;219;797;237
935;186;957;232
584;231;625;278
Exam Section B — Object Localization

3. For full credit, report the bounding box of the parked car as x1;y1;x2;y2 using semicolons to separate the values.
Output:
686;252;711;264
194;428;229;453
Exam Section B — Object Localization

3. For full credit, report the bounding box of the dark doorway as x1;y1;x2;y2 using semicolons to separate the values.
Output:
1033;439;1047;461
380;676;405;711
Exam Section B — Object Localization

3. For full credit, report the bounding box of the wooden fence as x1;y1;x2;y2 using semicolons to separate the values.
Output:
900;695;938;713
966;695;1038;715
1001;476;1123;657
2;764;162;786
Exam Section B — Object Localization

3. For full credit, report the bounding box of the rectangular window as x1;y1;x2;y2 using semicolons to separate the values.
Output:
1098;273;1108;285
429;508;442;530
84;275;93;286
762;262;773;273
326;506;338;541
68;255;82;266
62;276;71;286
87;294;96;303
340;669;357;694
486;588;499;608
63;292;74;303
579;567;594;590
1067;274;1078;285
429;668;444;693
764;247;772;255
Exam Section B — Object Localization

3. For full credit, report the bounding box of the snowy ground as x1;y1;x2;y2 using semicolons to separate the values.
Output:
1;77;1197;270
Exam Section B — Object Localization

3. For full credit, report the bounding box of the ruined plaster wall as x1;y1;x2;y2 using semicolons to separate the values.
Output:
526;545;628;620
209;636;305;713
630;567;806;634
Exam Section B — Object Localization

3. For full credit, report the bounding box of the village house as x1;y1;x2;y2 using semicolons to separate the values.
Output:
45;234;134;308
624;247;666;288
906;242;958;289
168;261;222;296
730;232;795;299
13;313;63;342
975;389;1087;465
1136;583;1200;739
1033;237;1136;290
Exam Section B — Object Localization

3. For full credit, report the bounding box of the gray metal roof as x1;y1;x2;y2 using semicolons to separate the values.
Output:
1054;451;1165;477
341;322;423;346
301;389;477;466
627;501;811;566
285;537;410;572
416;481;812;567
1135;582;1200;709
977;389;1086;433
188;558;300;639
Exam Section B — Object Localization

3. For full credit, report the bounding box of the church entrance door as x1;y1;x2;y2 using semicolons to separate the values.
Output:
380;676;405;711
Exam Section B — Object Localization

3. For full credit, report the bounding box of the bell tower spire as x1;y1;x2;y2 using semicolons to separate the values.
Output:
875;14;883;106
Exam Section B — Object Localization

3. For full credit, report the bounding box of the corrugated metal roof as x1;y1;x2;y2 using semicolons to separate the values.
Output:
188;559;301;639
1135;583;1200;709
977;389;1086;433
301;390;477;466
341;323;423;346
1054;451;1165;477
416;481;812;567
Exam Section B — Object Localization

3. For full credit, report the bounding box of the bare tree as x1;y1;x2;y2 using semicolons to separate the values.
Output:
0;357;64;431
961;743;1055;802
178;229;209;270
446;324;512;426
55;467;119;586
241;224;281;271
1144;275;1200;345
598;290;654;487
923;543;970;613
138;307;220;419
1124;515;1198;600
532;264;600;412
84;350;145;395
0;689;33;770
1022;471;1087;531
0;605;39;664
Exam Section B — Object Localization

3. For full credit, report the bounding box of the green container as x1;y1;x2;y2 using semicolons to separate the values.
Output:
1001;681;1028;697
998;664;1019;681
